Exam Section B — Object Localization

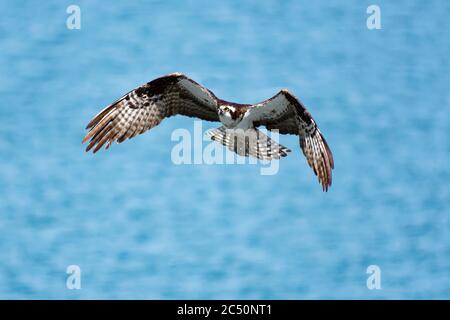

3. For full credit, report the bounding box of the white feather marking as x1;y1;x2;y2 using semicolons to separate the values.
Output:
178;78;216;107
247;92;290;123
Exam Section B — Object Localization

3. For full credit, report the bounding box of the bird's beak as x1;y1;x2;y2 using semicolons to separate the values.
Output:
218;109;224;115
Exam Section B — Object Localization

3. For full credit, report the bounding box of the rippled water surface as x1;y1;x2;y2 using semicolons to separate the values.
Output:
0;0;449;299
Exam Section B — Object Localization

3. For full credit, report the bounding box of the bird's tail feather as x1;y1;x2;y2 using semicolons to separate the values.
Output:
206;126;291;160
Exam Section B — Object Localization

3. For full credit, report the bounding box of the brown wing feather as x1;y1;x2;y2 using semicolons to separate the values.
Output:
82;73;219;153
264;117;298;134
283;90;334;191
250;89;334;191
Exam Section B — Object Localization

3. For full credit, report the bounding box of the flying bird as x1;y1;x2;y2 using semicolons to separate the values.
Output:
82;73;334;191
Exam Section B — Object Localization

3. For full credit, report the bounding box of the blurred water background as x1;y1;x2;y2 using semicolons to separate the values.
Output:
0;0;449;299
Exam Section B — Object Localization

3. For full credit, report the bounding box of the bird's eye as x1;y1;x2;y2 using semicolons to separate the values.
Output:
223;107;229;112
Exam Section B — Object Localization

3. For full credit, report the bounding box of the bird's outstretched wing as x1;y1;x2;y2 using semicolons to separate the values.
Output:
82;73;219;153
249;90;334;191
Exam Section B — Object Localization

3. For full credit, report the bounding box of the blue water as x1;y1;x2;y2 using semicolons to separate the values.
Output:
0;0;449;299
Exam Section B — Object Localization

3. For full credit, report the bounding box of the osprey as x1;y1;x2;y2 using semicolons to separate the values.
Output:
82;73;334;191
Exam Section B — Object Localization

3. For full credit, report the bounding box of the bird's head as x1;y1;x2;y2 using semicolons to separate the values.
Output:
218;105;242;127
